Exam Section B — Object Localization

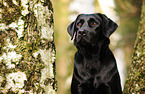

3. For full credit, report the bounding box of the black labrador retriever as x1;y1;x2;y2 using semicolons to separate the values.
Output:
67;13;122;94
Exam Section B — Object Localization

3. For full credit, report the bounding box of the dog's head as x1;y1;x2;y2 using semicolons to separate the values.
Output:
67;13;118;46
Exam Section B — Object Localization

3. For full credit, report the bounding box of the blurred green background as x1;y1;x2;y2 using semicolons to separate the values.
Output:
52;0;142;94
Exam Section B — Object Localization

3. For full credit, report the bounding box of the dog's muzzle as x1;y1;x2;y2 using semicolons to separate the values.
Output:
78;29;86;37
76;29;89;44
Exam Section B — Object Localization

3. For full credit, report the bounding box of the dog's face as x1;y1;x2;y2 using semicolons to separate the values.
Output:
67;13;118;46
75;14;102;45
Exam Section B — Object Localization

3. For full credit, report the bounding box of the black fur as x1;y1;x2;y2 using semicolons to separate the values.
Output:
67;13;122;94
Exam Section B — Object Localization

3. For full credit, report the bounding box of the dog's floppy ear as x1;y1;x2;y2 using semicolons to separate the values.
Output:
67;14;82;40
67;21;76;40
97;13;118;37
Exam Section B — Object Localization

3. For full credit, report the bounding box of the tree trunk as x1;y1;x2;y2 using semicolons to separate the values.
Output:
123;0;145;93
53;0;70;94
0;0;57;93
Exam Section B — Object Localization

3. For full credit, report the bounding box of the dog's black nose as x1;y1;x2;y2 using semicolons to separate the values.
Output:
78;30;86;36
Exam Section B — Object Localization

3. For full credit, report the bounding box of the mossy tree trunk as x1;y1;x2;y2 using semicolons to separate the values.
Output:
0;0;57;93
123;0;145;93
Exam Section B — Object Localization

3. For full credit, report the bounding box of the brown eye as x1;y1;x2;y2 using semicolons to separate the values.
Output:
77;23;82;26
93;22;97;25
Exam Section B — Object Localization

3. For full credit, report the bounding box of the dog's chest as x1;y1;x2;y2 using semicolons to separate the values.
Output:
75;53;101;77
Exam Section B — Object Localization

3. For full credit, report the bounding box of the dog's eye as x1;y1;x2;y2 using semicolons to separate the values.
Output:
89;21;98;27
77;23;82;27
88;18;98;27
93;22;97;25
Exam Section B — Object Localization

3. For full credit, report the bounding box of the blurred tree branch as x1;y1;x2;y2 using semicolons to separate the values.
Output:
115;0;142;66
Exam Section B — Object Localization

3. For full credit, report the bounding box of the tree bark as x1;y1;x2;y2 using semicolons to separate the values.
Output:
123;0;145;93
0;0;57;93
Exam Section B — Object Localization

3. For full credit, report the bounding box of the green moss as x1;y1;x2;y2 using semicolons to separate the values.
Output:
0;0;56;93
1;1;22;25
0;31;7;56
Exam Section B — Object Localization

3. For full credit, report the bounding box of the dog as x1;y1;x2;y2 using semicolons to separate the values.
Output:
67;13;122;94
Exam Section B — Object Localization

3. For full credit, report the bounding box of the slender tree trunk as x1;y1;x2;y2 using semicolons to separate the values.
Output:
53;0;70;94
0;0;57;93
123;0;145;93
94;0;102;13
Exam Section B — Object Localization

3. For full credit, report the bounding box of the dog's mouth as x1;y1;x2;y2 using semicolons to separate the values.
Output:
76;36;90;46
76;35;99;47
77;36;85;42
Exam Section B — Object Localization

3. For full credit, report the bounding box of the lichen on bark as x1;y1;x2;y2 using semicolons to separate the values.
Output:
123;0;145;93
0;0;56;93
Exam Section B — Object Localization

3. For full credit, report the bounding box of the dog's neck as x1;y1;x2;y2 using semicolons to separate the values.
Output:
75;38;110;60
